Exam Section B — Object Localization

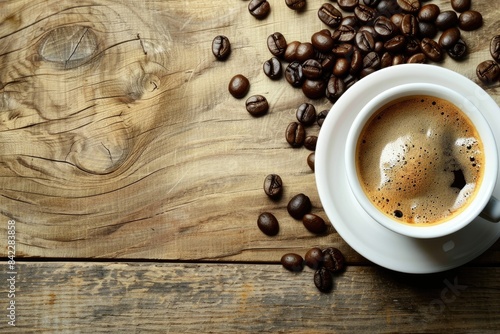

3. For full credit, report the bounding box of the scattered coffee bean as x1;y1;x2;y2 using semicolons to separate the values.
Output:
325;76;346;102
421;37;443;62
417;3;439;22
459;10;483;31
285;61;305;87
248;0;271;19
363;51;381;69
302;79;326;99
318;3;343;28
374;16;397;39
476;60;500;84
287;193;312;219
333;25;357;43
281;253;304;272
401;13;419;37
338;0;359;12
257;212;280;236
284;41;300;62
245;95;269;116
302;213;327;234
296;42;315;62
307;152;315;171
447;38;468;60
334;57;351;77
263;174;283;198
317;110;329;127
356;30;376;52
322;247;346;273
304;135;317;151
363;0;380;7
285;122;306;147
263;57;282;80
332;43;354;57
451;0;470;13
439;27;461;49
384;34;406;53
305;247;323;269
311;31;335;52
314;267;333;292
341;15;359;27
285;0;307;10
381;51;393;68
418;21;437;39
212;35;231;60
396;0;420;14
435;10;458;31
350;48;363;74
491;35;500;63
296;103;317;126
390;13;404;28
302;59;323;79
407;52;426;63
377;0;402;17
228;74;250;98
405;37;421;55
354;4;378;23
267;32;287;57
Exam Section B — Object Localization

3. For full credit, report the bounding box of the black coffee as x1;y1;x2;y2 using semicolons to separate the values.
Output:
356;95;484;225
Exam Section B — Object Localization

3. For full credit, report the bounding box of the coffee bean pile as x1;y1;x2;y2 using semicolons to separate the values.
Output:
476;35;500;84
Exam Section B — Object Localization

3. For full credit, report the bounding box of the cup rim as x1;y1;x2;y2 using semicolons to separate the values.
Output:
344;83;498;239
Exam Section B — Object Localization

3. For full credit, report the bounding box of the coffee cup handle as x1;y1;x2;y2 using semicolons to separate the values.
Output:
480;196;500;222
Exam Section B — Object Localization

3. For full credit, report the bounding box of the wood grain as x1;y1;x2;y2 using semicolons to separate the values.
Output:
0;0;499;262
2;261;499;333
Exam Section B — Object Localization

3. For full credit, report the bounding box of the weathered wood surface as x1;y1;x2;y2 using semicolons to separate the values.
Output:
2;262;499;333
1;0;498;262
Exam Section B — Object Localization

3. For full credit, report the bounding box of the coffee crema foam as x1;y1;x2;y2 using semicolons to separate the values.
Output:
356;95;484;225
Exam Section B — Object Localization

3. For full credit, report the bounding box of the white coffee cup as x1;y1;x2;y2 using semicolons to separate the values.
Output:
344;83;500;239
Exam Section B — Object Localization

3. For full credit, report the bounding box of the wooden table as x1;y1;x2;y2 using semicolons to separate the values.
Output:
1;0;499;332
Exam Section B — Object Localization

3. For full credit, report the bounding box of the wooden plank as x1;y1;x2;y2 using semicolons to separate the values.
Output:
0;0;499;261
2;261;499;333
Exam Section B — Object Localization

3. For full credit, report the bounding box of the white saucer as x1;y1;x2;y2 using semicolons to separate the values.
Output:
315;64;500;274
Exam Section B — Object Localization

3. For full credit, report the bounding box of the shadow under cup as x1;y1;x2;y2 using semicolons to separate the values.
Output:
345;83;499;239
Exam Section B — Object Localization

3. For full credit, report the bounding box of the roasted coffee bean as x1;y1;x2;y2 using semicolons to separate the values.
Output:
314;267;333;292
305;247;323;269
438;27;460;49
281;253;304;272
338;0;359;12
317;110;329;127
396;0;420;13
333;25;357;43
435;11;459;31
325;76;346;102
296;42;315;62
257;212;279;236
459;11;483;31
343;73;358;88
355;30;375;53
401;14;418;37
407;52;426;63
285;61;304;87
390;13;404;29
228;74;250;98
246;95;269;116
417;3;439;22
334;57;351;77
212;35;231;60
296;103;317;126
421;37;443;62
318;3;343;28
285;0;307;11
476;60;500;84
332;43;354;57
350;47;363;74
287;193;312;219
284;41;300;62
322;247;346;273
248;0;271;19
447;38;468;60
302;59;323;79
418;21;437;39
381;52;393;68
302;213;327;234
311;31;335;52
304;135;318;151
451;0;470;12
363;51;381;69
285;122;306;147
405;37;421;56
393;54;406;65
363;0;380;6
490;35;500;63
374;16;397;39
375;39;385;53
263;174;283;198
358;25;378;39
376;0;402;17
267;32;287;57
317;52;336;71
341;15;359;27
302;80;326;99
263;57;282;80
384;35;406;53
360;67;376;78
307;152;315;171
354;4;377;23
